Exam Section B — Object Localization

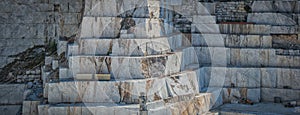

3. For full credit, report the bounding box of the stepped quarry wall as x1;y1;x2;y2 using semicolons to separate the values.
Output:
0;0;300;114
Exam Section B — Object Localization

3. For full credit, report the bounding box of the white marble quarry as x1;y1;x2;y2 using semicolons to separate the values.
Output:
222;88;261;104
195;2;216;15
0;84;25;105
80;17;121;38
192;34;272;48
41;104;139;115
247;13;296;26
201;67;300;90
200;67;261;88
180;47;199;70
39;93;211;115
219;24;271;35
195;47;300;67
47;70;199;103
191;24;220;34
111;34;182;56
78;39;112;55
251;1;300;13
57;40;68;55
59;68;73;80
68;52;186;79
261;88;300;102
193;16;216;24
67;43;79;56
270;26;298;34
84;0;154;17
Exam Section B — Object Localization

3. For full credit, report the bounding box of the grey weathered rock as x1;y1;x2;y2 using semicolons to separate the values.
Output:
0;84;25;105
0;105;22;115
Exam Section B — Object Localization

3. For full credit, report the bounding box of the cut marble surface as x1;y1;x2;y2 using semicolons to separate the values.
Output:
68;52;184;79
261;88;300;102
247;13;296;26
200;67;300;90
80;17;121;38
192;16;216;24
200;67;261;88
48;70;199;103
195;47;300;67
40;93;211;115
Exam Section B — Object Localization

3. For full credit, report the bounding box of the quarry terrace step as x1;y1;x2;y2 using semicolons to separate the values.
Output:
38;93;211;115
68;33;186;56
79;17;175;38
45;70;200;104
199;67;300;90
66;47;198;79
247;13;297;26
192;24;272;35
194;47;300;68
251;1;300;13
191;34;273;48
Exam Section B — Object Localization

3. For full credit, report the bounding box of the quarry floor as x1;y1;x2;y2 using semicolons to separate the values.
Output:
211;103;300;115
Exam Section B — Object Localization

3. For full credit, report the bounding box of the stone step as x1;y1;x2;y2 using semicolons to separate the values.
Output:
46;70;200;104
195;47;300;67
192;24;271;35
39;93;211;115
68;33;185;56
38;103;139;115
219;24;271;35
80;17;175;39
251;1;300;13
275;49;300;56
67;47;198;79
200;67;300;90
261;88;300;102
213;103;299;115
192;34;272;48
270;26;299;34
247;13;297;26
206;86;261;107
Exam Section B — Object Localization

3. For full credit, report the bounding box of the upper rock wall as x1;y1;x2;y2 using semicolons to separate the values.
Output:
0;0;83;76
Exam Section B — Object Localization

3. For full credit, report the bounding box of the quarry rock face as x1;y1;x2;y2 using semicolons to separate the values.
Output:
0;0;299;115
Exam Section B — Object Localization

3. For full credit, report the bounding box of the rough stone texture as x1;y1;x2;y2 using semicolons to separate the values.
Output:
0;105;22;115
0;0;83;70
215;2;248;22
0;84;25;105
40;93;211;115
